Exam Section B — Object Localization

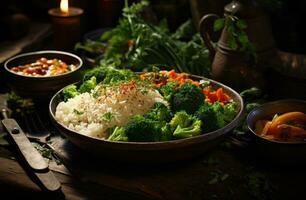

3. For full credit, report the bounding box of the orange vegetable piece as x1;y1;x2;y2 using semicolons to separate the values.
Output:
168;70;177;78
275;124;306;141
261;121;272;136
255;120;269;135
203;87;231;104
267;112;306;136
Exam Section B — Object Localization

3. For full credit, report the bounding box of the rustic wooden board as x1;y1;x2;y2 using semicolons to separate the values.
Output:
1;94;306;199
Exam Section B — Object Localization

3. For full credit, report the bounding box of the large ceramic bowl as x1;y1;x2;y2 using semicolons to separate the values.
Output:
247;99;306;164
49;75;244;164
4;50;83;100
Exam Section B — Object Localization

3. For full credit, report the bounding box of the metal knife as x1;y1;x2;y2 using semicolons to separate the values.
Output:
0;94;61;191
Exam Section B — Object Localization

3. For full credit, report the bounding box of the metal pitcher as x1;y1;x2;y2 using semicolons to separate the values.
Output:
199;0;277;91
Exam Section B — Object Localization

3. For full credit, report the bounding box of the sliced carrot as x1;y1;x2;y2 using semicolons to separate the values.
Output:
255;120;269;135
262;121;272;135
273;124;306;141
268;112;306;135
168;70;176;78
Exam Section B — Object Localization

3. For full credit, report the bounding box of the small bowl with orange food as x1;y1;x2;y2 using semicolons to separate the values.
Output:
4;50;83;100
247;99;306;164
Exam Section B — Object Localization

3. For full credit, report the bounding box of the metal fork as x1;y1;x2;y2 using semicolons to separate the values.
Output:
22;109;67;167
22;110;51;144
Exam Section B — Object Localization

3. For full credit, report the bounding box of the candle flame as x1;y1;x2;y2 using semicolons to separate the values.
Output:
60;0;69;14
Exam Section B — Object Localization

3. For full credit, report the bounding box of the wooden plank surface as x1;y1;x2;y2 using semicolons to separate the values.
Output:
1;100;306;199
2;134;306;200
0;155;149;200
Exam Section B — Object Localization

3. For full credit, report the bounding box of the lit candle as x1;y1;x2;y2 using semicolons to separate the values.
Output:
60;0;69;15
48;0;83;50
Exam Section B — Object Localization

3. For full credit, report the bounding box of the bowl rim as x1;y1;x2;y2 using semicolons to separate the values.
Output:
49;74;244;148
247;99;306;145
4;50;83;79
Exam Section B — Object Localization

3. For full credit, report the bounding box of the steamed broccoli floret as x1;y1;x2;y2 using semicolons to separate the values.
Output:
170;111;194;130
159;81;178;101
169;111;202;138
168;110;202;138
103;68;137;84
83;66;109;83
210;101;238;128
125;115;161;142
62;84;80;101
173;119;202;139
171;83;204;114
83;67;137;84
211;102;227;128
223;102;238;122
144;103;173;123
79;76;97;93
107;126;128;142
102;69;125;84
160;124;173;141
195;103;219;133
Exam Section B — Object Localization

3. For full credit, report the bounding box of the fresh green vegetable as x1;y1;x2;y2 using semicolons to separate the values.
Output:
7;92;34;114
73;109;84;115
171;83;204;114
61;68;239;142
75;0;211;76
158;81;178;101
143;103;173;124
102;68;137;84
62;85;80;102
173;118;202;139
160;123;173;141
125;115;161;142
214;14;256;62
102;112;114;122
171;19;195;41
79;76;97;93
83;66;109;83
240;87;262;102
170;111;202;139
211;102;227;128
223;102;238;122
32;142;62;164
75;40;106;55
83;66;138;85
195;103;219;133
108;126;128;142
170;111;194;130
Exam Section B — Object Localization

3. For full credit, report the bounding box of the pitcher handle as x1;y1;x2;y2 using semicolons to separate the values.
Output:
199;14;219;61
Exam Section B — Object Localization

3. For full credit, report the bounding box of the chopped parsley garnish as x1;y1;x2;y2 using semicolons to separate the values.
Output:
102;112;114;122
92;90;101;98
141;89;148;95
73;109;84;115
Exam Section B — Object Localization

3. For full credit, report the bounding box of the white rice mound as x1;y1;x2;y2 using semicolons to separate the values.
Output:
55;81;168;139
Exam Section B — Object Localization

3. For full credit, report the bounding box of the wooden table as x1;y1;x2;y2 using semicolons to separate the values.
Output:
1;111;306;200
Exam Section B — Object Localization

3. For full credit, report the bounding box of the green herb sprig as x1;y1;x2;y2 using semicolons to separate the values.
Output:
214;15;257;63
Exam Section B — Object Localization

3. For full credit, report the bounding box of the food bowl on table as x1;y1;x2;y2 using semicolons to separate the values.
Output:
247;99;306;164
4;50;83;100
49;71;244;164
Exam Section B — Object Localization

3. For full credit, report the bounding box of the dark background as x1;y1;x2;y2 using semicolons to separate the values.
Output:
1;0;306;53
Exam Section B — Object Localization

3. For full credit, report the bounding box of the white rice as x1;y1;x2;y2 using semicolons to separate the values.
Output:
55;81;168;139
